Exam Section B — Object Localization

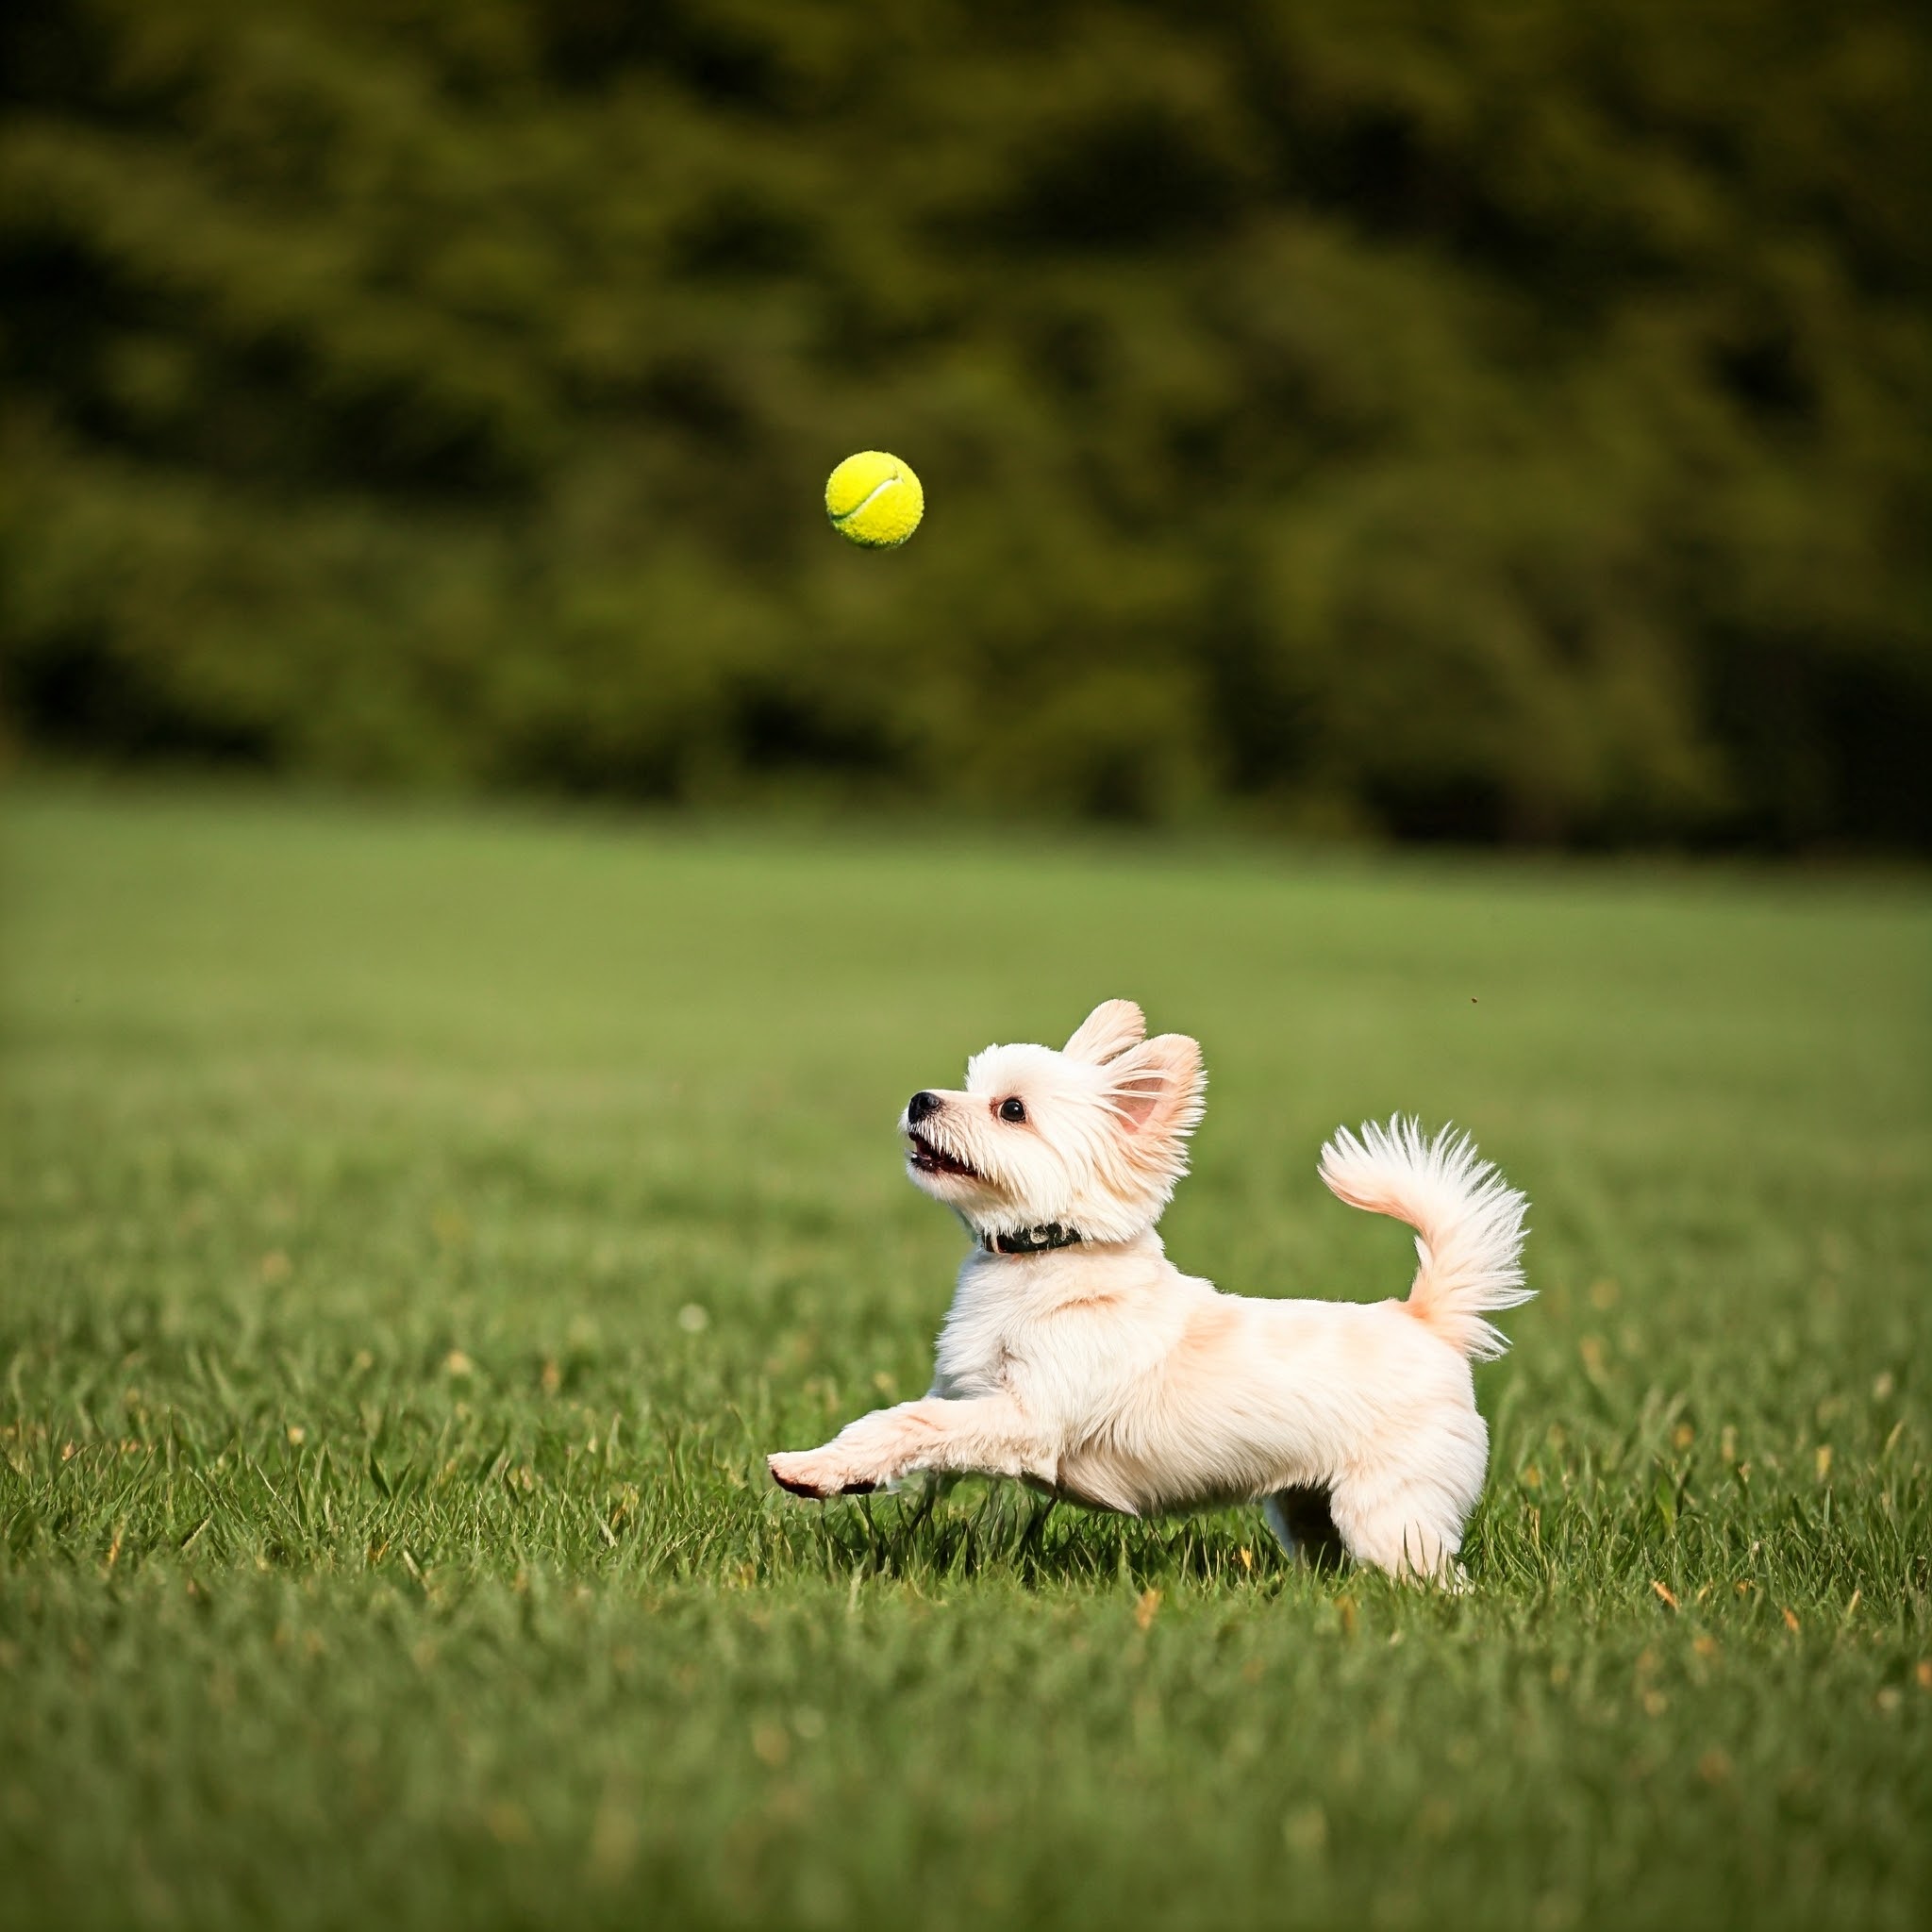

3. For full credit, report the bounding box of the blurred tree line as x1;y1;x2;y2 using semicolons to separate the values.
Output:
1;0;1926;846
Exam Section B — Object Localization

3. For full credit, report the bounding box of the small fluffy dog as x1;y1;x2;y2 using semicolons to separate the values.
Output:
768;1000;1530;1581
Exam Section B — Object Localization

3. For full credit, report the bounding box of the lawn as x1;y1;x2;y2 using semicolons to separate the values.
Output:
1;784;1927;1931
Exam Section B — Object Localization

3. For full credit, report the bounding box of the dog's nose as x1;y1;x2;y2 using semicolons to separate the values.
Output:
907;1091;941;1124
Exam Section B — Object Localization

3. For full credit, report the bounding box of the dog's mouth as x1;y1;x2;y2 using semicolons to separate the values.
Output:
907;1129;981;1181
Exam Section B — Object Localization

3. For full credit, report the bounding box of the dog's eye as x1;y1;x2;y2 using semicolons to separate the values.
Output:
998;1097;1026;1124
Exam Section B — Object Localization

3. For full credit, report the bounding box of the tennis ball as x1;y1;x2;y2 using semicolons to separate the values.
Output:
824;450;924;549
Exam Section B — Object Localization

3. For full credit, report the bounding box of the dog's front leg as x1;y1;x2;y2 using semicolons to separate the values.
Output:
768;1396;1051;1500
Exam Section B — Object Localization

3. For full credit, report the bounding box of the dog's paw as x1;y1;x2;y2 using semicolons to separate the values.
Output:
767;1452;828;1498
768;1452;877;1499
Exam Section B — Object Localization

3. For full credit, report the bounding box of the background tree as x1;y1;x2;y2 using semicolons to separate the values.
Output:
2;0;1926;845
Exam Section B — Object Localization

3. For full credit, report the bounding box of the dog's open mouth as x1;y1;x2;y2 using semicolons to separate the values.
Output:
907;1130;980;1180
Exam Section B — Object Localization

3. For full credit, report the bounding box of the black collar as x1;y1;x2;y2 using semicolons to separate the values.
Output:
980;1223;1085;1257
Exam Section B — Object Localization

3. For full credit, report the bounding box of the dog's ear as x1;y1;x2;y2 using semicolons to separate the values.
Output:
1063;999;1146;1066
1105;1033;1206;1164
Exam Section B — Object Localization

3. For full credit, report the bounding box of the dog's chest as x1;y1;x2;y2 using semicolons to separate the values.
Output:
929;1278;1024;1399
927;1250;1182;1409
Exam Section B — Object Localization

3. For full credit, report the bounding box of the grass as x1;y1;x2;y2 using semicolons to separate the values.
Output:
1;783;1927;1932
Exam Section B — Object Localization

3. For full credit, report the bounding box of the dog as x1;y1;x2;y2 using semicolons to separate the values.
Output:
767;1000;1530;1581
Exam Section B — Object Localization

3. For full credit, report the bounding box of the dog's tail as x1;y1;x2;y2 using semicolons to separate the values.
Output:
1318;1117;1531;1360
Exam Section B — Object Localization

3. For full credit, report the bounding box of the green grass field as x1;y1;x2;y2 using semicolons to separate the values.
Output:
2;786;1927;1931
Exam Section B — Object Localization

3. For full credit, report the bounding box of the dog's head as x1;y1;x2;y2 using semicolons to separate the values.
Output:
898;1000;1206;1245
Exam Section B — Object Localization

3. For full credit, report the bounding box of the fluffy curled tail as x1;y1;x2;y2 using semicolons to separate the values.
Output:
1318;1117;1531;1360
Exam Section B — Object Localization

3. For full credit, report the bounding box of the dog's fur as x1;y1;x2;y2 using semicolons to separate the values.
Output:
767;999;1530;1581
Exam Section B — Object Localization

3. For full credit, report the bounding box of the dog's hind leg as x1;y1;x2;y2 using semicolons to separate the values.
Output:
1262;1486;1345;1570
1326;1462;1474;1584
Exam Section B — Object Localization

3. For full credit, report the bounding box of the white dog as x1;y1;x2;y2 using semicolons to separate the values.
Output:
768;1000;1530;1581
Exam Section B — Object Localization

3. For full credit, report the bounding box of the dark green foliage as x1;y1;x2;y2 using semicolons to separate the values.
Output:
1;2;1927;845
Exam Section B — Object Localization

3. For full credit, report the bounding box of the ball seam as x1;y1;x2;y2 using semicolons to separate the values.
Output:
829;474;907;526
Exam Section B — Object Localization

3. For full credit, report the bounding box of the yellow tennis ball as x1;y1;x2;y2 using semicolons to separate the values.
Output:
824;450;924;549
